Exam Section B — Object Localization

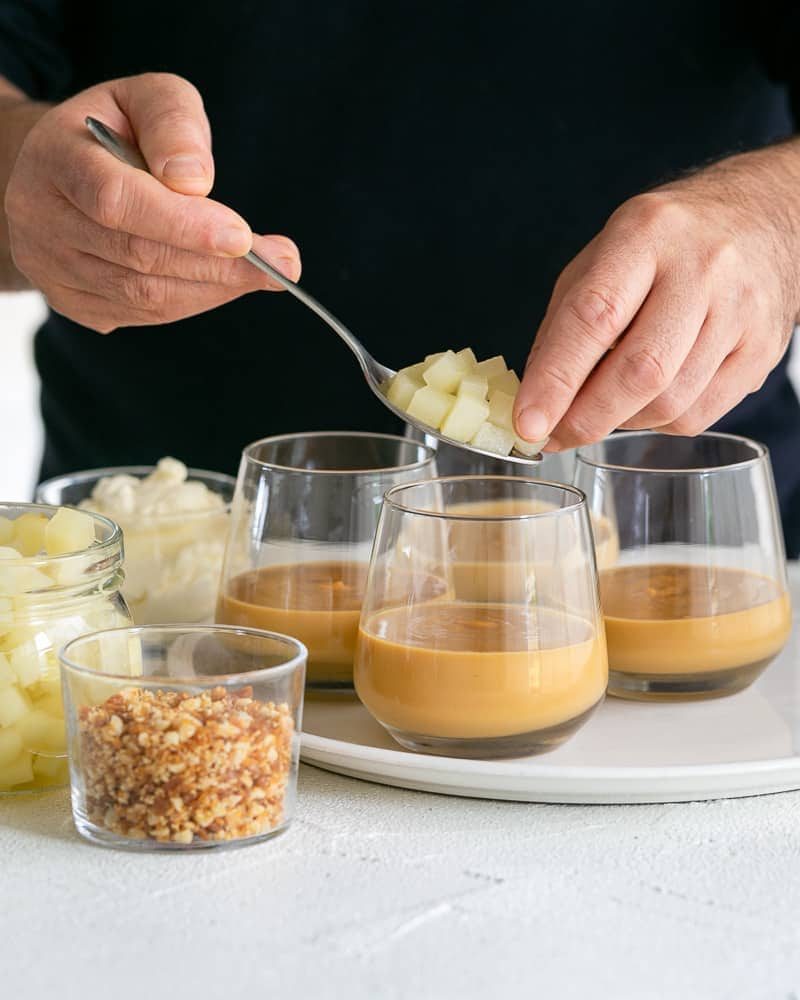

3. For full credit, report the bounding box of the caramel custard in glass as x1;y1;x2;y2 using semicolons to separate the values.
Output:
600;564;791;696
218;561;367;687
356;601;606;741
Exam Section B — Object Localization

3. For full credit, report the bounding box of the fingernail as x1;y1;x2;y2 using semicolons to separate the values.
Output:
516;406;550;442
162;156;206;180
214;226;251;256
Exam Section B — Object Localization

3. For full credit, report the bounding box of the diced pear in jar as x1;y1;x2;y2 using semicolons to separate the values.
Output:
440;394;491;443
422;350;469;393
488;390;515;431
0;684;32;727
16;709;65;754
488;368;521;397
0;517;13;545
12;513;48;557
407;386;455;429
0;563;54;596
8;639;45;688
470;422;516;456
458;374;489;400
0;651;15;688
0;752;34;790
0;725;22;766
386;363;426;410
45;507;96;557
32;754;68;784
474;355;508;380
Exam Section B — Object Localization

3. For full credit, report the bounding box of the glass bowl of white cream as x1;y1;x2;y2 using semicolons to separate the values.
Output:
36;459;235;625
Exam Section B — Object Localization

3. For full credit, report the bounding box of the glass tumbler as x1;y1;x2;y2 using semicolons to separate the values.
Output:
61;624;306;850
37;466;235;624
574;432;791;700
216;432;437;694
355;476;608;758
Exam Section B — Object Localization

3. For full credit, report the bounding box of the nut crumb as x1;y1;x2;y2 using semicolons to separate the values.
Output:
78;685;294;844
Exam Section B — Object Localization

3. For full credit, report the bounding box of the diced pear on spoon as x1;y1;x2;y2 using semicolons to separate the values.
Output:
474;355;507;380
458;374;489;400
422;350;469;393
407;386;456;428
514;435;547;457
489;368;521;396
387;365;426;410
456;347;478;370
488;390;515;431
440;394;490;443
470;422;516;456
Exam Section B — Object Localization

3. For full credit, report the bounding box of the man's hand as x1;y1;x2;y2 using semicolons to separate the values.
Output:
514;145;800;449
3;73;300;332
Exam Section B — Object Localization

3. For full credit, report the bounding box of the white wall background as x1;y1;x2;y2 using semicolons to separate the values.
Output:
3;294;800;500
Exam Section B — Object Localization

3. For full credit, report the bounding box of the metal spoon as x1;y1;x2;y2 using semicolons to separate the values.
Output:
85;116;542;465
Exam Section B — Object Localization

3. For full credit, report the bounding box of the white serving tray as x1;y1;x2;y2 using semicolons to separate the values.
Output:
300;565;800;804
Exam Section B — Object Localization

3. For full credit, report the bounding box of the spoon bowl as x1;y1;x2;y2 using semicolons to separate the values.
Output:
86;116;542;466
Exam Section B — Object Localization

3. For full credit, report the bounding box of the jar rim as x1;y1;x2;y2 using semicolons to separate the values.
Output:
383;475;587;520
242;431;437;476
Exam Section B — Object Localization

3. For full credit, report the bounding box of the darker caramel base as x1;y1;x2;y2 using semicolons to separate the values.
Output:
608;657;776;702
380;698;604;760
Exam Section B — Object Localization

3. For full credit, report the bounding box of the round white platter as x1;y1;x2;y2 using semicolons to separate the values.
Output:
300;566;800;804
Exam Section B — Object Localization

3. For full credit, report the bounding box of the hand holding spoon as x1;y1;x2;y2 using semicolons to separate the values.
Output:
85;116;542;465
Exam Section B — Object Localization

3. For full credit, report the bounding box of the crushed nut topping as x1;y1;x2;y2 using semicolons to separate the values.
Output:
77;685;294;844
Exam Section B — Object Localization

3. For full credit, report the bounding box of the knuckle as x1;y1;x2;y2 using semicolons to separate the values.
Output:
665;413;708;436
618;347;670;396
623;192;689;232
643;390;686;426
120;270;168;311
537;360;580;397
564;285;625;340
124;235;167;275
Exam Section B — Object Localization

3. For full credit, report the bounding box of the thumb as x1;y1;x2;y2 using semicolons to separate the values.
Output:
115;73;215;196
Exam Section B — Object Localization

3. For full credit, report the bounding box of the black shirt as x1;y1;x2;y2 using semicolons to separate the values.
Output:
2;1;800;551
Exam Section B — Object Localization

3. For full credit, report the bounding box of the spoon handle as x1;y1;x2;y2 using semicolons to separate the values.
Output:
85;116;371;372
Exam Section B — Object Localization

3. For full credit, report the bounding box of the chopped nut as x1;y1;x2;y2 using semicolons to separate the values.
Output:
77;686;294;845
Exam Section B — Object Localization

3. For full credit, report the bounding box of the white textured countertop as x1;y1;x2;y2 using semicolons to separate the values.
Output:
2;764;799;999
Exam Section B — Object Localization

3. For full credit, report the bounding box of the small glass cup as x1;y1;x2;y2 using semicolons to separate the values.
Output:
37;466;235;625
61;624;306;850
574;432;792;700
216;432;437;695
355;476;608;758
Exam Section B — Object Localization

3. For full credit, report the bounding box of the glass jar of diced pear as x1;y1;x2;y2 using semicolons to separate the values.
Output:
0;502;130;792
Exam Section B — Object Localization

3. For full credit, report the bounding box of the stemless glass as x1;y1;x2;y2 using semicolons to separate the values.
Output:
61;624;306;850
355;476;608;758
216;432;437;694
574;432;791;700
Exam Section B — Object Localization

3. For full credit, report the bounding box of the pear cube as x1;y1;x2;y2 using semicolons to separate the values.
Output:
32;754;68;783
0;652;14;688
9;639;45;688
12;513;48;557
45;507;96;556
514;435;547;457
488;368;521;396
0;684;32;727
488;390;516;431
17;709;65;754
407;386;456;429
474;355;508;380
458;374;489;400
441;394;491;443
0;725;22;766
0;517;13;545
422;350;469;393
386;366;426;411
0;751;34;790
456;347;478;370
470;422;516;456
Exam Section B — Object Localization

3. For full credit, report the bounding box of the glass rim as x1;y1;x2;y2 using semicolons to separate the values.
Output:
60;623;308;685
242;430;437;476
36;465;236;522
575;430;767;475
382;475;587;521
0;501;122;567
